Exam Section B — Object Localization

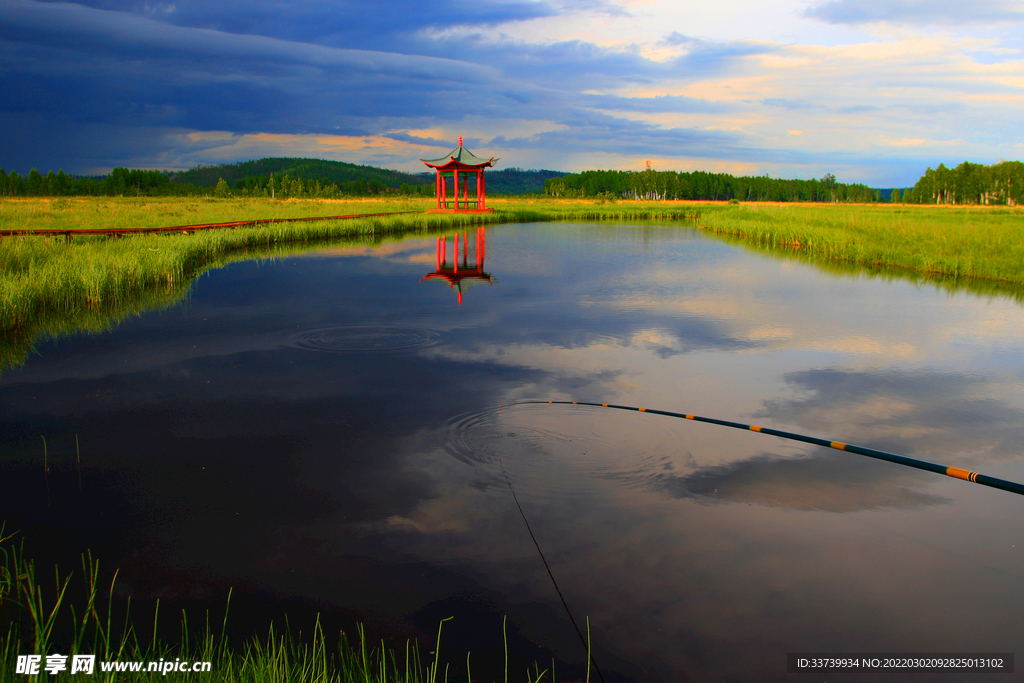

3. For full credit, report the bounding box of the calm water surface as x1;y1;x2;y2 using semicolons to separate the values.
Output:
2;223;1023;682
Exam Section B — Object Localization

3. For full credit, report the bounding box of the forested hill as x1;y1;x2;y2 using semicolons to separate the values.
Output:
0;159;565;197
168;158;425;190
168;158;566;195
476;168;568;194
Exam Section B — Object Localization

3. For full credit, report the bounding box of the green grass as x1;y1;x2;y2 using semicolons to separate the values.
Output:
0;196;696;235
695;202;1024;291
0;206;509;369
0;528;556;683
0;197;699;371
0;197;431;233
4;196;1024;372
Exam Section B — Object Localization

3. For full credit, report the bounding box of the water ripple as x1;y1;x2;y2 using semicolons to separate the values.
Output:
289;325;441;353
442;403;686;498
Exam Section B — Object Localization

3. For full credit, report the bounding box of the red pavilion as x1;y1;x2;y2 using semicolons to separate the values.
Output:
422;227;493;305
421;136;498;213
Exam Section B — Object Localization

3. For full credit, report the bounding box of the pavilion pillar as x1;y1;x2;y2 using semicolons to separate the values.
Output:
453;168;459;210
481;171;486;209
435;170;441;210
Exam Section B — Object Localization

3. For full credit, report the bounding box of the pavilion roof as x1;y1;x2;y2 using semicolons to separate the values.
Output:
421;142;499;169
423;272;495;290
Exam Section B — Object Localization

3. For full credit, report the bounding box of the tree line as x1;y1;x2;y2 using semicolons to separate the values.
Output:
221;173;432;199
901;160;1023;206
174;160;566;195
0;167;197;197
172;157;431;192
544;167;880;202
0;166;429;198
0;163;558;198
4;158;1021;204
544;160;1023;205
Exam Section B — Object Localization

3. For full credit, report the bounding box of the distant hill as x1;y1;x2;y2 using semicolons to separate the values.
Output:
168;157;426;189
469;168;569;195
168;157;567;195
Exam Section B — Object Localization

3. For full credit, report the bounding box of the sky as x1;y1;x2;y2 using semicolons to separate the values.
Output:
1;0;1023;185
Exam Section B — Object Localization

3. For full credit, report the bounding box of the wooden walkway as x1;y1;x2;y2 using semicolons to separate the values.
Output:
0;210;424;239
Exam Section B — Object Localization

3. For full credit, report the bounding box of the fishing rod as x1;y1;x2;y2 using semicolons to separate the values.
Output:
505;400;1024;498
498;458;607;683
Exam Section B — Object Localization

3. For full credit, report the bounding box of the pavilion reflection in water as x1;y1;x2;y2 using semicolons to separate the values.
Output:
422;227;495;305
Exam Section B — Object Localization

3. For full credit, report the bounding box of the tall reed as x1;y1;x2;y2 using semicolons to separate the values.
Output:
0;529;554;682
695;202;1024;288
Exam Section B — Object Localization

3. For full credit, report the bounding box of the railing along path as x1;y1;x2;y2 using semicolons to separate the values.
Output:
0;210;425;239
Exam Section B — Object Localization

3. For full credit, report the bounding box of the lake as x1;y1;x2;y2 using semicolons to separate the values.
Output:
2;222;1022;682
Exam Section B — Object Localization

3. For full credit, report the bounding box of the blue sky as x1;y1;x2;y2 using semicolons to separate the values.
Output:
2;0;1022;185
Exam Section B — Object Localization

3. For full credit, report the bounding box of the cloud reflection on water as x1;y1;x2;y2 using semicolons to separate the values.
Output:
2;224;1024;681
644;364;1024;512
655;451;947;511
759;367;1024;468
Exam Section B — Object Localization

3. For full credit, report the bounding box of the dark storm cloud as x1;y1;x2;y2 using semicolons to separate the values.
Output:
1;0;505;138
0;113;196;174
805;0;1024;25
383;132;462;148
2;1;500;84
33;0;558;47
1;0;913;175
2;0;774;171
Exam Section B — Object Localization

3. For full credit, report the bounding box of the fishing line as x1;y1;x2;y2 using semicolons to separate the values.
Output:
507;400;1024;498
497;457;607;683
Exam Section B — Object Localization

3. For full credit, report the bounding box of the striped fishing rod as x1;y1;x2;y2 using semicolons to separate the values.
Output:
505;400;1024;498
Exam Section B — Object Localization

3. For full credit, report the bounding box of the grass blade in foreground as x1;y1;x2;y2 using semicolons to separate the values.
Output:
513;401;1024;498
